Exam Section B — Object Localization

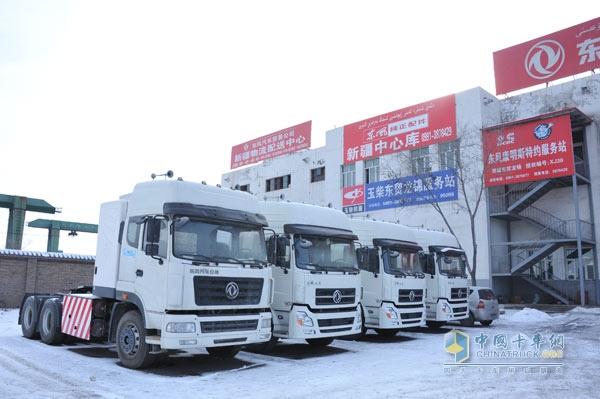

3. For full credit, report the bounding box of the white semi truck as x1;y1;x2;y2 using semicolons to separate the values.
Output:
19;179;273;368
412;229;469;327
350;219;426;335
253;201;363;351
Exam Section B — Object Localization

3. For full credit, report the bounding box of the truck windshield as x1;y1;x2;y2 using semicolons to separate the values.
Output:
294;235;359;272
436;252;467;277
383;248;423;276
173;217;267;266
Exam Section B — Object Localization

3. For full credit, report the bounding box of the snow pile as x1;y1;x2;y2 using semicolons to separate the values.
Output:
502;307;554;322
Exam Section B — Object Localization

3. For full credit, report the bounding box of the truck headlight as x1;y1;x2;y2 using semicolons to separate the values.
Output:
296;311;314;327
165;322;196;333
385;307;398;319
441;303;452;314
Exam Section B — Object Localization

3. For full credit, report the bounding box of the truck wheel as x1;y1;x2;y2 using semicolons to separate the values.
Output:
460;313;475;327
116;310;154;369
21;296;40;339
206;345;241;358
39;298;65;345
245;335;279;354
426;321;445;329
374;328;400;337
480;320;493;326
359;309;367;338
306;337;334;347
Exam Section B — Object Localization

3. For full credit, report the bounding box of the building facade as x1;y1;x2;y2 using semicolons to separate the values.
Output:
222;76;600;306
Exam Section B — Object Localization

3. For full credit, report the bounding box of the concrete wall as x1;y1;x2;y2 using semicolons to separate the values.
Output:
0;250;94;308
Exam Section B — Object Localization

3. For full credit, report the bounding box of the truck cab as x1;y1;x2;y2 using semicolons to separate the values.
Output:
256;201;363;350
350;219;426;336
413;229;469;327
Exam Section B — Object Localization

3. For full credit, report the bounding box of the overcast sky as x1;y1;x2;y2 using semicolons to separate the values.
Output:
0;1;595;254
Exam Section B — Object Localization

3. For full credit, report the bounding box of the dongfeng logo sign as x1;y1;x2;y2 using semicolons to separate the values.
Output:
225;281;240;300
525;40;565;80
332;289;343;304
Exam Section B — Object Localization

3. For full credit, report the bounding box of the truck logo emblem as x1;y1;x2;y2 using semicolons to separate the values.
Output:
409;290;416;302
525;40;565;80
332;290;343;304
225;282;240;300
457;289;464;298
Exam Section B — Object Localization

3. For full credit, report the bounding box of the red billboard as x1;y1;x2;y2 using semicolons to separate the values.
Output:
483;114;574;187
493;17;600;95
230;121;311;169
343;94;456;164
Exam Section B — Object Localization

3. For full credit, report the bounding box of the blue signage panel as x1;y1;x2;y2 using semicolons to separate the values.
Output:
365;169;457;211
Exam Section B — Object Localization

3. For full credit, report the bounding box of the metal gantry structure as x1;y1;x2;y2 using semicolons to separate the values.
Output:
1;193;97;252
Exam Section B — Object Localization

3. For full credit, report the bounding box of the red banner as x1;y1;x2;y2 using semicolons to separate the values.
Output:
230;121;311;169
494;17;600;95
483;114;574;186
343;95;456;164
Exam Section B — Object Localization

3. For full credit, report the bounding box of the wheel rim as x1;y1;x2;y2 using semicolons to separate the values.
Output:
23;307;34;330
119;323;140;355
41;310;52;334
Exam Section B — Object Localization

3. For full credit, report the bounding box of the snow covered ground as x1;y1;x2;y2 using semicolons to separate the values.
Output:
1;306;598;399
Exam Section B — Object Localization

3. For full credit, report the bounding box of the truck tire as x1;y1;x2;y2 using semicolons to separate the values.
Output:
39;298;65;345
21;296;40;339
206;345;241;358
426;320;445;329
306;337;334;347
460;312;475;327
374;328;400;337
245;335;279;354
116;310;154;369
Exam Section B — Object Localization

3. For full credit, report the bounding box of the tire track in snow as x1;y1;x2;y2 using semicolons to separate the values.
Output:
0;345;105;399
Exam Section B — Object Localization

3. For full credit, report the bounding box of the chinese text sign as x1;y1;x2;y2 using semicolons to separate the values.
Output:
342;95;457;164
230;120;312;169
483;114;574;187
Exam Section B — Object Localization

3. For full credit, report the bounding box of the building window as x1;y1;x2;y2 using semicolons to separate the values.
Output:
238;184;250;192
411;147;430;175
266;174;291;192
311;167;325;183
364;158;380;184
341;163;356;188
439;140;460;170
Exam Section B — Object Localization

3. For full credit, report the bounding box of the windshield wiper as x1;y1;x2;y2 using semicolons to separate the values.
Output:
389;270;407;277
239;259;268;268
178;253;212;264
299;263;328;273
337;266;360;274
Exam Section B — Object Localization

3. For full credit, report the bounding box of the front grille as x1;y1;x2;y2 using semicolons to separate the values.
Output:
200;319;258;333
194;276;264;306
317;317;355;327
451;287;468;300
454;306;468;314
400;312;423;320
398;289;424;303
315;288;356;305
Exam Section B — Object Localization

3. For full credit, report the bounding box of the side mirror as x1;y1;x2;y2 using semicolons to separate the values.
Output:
277;237;290;268
145;243;159;257
146;218;162;243
368;248;379;274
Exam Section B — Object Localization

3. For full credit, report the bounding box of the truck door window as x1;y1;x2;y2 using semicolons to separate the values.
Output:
126;216;143;247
